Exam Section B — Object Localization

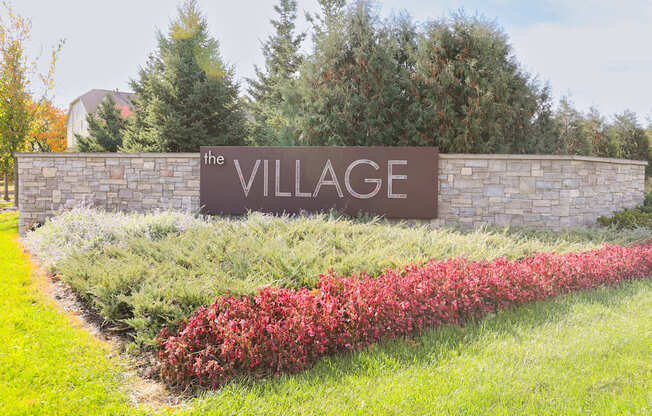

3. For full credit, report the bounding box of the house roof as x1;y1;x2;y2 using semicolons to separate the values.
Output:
70;89;135;115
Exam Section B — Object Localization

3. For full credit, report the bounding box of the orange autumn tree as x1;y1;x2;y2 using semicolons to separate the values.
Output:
0;1;63;202
28;100;67;152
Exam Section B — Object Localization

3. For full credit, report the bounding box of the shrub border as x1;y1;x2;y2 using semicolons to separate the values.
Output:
158;243;652;388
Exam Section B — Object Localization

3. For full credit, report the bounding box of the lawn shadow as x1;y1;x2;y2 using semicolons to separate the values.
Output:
216;278;650;394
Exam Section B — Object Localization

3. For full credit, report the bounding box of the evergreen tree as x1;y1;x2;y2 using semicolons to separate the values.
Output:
584;108;618;158
554;97;592;155
611;110;649;162
297;0;420;146
293;5;556;152
75;94;127;152
121;0;247;152
247;0;305;145
413;12;555;153
307;0;347;44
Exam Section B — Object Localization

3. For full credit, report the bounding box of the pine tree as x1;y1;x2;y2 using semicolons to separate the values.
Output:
247;0;306;145
307;0;347;44
121;0;247;152
75;94;127;152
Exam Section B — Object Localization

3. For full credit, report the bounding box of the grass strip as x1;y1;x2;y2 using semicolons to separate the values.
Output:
0;213;150;416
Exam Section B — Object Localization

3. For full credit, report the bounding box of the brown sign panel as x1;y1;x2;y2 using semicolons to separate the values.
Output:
200;146;438;218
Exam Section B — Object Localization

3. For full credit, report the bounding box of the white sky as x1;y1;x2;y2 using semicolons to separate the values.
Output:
13;0;652;124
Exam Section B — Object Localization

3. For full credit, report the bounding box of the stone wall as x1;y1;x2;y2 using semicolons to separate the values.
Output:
435;154;647;229
16;153;199;233
16;152;647;233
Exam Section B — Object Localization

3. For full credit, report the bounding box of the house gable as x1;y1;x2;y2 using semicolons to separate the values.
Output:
66;89;135;150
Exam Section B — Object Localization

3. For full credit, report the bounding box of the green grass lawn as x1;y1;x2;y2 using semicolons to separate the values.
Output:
0;212;150;416
0;195;13;208
188;279;652;415
189;278;652;416
2;210;651;415
0;181;14;206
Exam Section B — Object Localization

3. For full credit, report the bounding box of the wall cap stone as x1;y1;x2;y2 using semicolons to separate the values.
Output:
15;152;647;166
15;152;199;158
440;154;648;166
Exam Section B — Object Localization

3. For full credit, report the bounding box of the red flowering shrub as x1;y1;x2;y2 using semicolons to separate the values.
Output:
158;244;652;388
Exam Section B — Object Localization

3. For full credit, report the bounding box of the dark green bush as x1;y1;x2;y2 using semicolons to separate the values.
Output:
597;192;652;229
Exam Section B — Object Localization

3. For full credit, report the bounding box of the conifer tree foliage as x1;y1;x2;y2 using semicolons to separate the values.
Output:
247;0;306;145
412;13;556;153
280;2;557;153
551;103;650;167
553;98;592;155
582;108;618;158
75;95;127;152
121;0;247;152
297;1;420;146
611;110;649;162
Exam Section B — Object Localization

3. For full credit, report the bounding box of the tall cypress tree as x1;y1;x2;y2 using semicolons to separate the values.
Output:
75;94;127;152
121;0;247;152
247;0;306;145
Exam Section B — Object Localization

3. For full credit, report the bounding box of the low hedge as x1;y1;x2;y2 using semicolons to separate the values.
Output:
598;192;652;229
27;209;651;347
157;243;652;388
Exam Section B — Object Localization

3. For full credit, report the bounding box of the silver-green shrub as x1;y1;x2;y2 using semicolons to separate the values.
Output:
23;207;208;267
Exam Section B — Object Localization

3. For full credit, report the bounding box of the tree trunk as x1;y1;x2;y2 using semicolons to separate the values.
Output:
3;169;8;201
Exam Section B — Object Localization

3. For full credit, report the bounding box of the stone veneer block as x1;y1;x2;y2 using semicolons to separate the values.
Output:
519;177;536;194
109;165;125;179
42;167;57;178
